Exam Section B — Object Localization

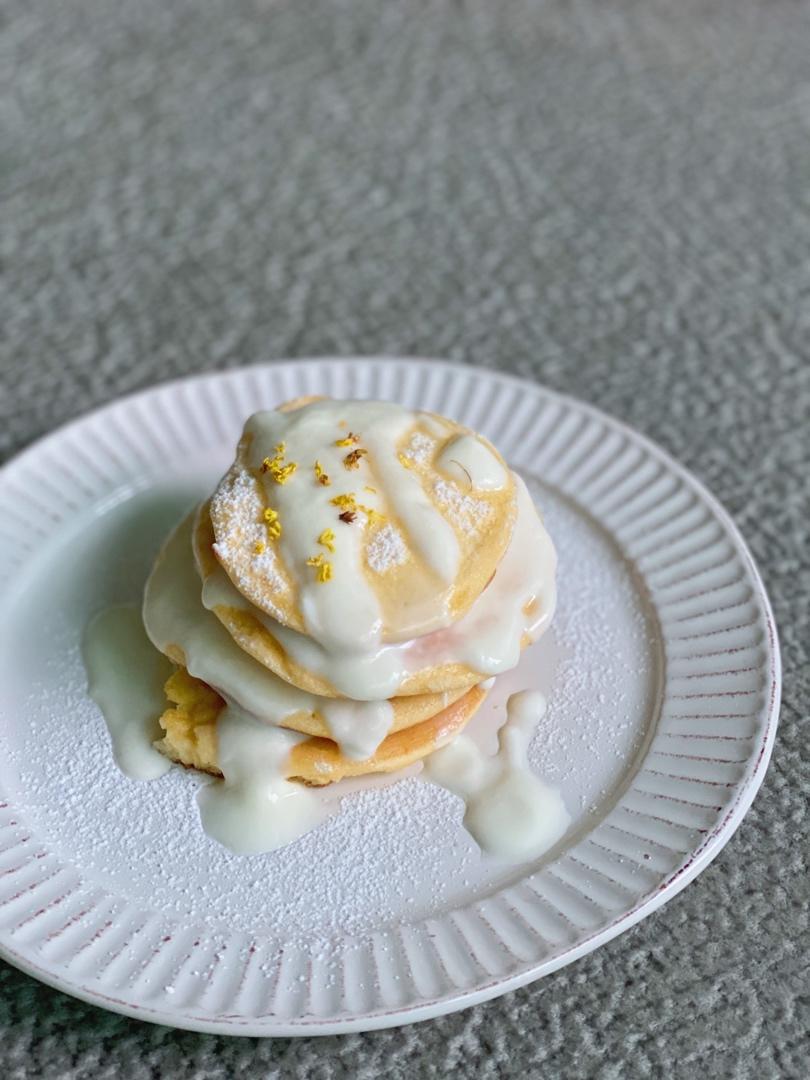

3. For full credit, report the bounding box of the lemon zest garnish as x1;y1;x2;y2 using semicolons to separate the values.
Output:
306;553;333;583
343;448;368;470
253;540;266;555
335;432;360;447
273;461;297;484
262;507;282;538
329;492;383;524
318;528;335;553
261;445;297;484
314;461;331;486
364;485;376;494
397;452;413;470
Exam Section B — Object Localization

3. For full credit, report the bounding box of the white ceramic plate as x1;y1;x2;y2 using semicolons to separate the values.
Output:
0;359;779;1036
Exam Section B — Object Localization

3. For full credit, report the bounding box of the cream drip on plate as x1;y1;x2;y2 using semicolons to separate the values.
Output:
83;605;174;781
424;691;570;861
196;703;329;855
204;474;556;701
84;610;374;854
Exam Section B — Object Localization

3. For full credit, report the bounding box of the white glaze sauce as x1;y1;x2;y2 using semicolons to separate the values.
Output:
359;413;460;583
204;473;556;701
438;476;556;676
196;703;329;855
144;516;394;760
437;434;507;491
424;690;570;861
84;603;564;859
84;598;387;854
240;402;460;652
318;698;394;761
83;600;365;854
83;604;174;780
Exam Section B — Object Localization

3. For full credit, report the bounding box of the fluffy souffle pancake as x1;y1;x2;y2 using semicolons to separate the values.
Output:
193;503;490;698
207;398;518;645
157;667;486;786
141;395;556;806
194;476;556;700
144;513;470;742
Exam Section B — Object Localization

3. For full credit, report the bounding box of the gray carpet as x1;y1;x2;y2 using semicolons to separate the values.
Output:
1;0;808;1075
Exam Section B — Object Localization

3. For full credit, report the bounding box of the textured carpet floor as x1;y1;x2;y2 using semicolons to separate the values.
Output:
1;0;808;1076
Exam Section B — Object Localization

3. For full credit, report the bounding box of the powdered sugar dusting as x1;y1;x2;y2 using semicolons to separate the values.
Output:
401;431;436;466
521;492;658;818
432;478;493;536
366;524;408;573
209;466;288;619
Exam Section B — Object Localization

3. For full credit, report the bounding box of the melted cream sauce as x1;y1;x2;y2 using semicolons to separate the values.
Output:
204;474;556;701
83;604;174;780
145;516;394;760
437;434;507;491
361;415;460;583
84;606;565;859
244;401;460;652
84;599;388;854
424;690;570;861
318;698;394;761
196;703;329;855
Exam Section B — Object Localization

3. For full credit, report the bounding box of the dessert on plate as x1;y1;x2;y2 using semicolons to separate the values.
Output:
97;396;561;854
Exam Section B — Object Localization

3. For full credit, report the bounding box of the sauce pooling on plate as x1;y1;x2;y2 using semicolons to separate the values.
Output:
83;605;173;781
424;691;570;862
196;704;329;855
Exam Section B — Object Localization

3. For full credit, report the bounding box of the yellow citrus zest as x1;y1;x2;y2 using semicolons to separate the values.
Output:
318;528;335;553
306;553;333;583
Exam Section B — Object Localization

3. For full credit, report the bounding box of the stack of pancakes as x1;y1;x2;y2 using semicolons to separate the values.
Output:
143;397;556;786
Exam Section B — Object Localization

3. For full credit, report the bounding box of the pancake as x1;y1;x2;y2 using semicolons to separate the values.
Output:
156;667;487;786
144;512;469;746
195;481;556;700
137;397;556;829
113;393;560;854
207;398;518;647
194;503;486;697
